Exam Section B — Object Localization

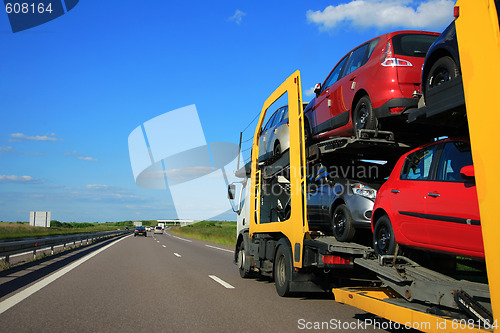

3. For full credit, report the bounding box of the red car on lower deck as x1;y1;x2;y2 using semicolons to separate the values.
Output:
371;138;484;259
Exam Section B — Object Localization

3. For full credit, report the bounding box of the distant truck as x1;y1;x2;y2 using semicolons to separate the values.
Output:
133;221;142;227
157;222;165;230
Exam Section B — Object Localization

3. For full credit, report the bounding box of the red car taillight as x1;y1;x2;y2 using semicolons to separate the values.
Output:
380;40;412;67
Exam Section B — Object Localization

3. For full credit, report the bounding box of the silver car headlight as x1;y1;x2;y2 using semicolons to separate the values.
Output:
351;183;377;199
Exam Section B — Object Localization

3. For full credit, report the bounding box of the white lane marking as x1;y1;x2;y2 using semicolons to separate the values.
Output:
162;245;166;248
209;275;235;289
174;253;182;257
156;241;159;243
172;235;192;243
205;245;233;253
0;235;131;315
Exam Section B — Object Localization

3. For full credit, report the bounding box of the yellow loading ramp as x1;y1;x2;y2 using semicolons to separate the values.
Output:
332;1;499;332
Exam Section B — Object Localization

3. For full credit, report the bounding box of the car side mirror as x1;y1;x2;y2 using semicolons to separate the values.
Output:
227;184;236;200
460;165;475;179
314;83;321;96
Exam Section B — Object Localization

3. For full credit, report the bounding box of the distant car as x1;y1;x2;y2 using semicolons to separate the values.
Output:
258;103;308;161
371;138;484;259
125;226;129;230
154;226;163;234
306;162;387;242
134;226;147;237
146;226;151;232
421;21;461;104
304;30;439;140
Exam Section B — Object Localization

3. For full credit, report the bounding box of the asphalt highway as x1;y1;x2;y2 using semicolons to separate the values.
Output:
0;230;408;332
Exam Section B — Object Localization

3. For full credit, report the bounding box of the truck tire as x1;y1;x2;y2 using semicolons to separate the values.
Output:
274;245;292;297
332;204;356;242
373;215;397;256
237;241;251;278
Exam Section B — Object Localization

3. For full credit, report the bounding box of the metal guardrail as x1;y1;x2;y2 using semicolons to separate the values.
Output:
0;230;130;263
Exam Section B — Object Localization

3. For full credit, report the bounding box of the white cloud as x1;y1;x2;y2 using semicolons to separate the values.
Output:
78;156;98;162
0;175;45;184
86;184;109;190
228;9;246;25
9;132;60;141
80;185;139;201
64;150;80;156
306;0;454;31
0;146;15;153
304;87;316;97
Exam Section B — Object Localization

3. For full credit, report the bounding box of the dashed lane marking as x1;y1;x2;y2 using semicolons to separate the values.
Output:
209;275;235;289
174;253;182;257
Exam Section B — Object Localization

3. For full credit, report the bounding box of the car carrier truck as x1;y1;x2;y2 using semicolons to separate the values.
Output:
228;1;498;331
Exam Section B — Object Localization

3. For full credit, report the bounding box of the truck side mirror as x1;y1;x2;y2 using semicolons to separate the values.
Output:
460;165;475;179
314;83;322;96
228;184;236;200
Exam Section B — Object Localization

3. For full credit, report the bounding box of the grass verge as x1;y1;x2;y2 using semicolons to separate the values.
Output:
0;222;121;240
169;221;236;247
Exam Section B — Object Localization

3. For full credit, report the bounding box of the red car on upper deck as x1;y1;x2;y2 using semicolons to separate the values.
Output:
304;30;439;141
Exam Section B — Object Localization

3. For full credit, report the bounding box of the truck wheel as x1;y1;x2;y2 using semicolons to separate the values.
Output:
237;241;251;278
332;204;355;242
274;245;292;297
353;96;376;137
373;215;397;256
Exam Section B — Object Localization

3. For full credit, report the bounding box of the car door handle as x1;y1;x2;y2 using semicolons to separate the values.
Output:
428;192;440;197
391;189;400;194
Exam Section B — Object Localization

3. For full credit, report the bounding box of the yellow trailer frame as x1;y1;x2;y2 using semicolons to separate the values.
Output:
249;70;309;268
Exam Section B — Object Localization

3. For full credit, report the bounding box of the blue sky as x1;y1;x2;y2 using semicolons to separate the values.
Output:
0;0;455;222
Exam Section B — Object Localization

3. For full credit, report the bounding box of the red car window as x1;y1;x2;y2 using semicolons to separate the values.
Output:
436;141;473;182
400;145;437;180
323;56;348;90
344;43;370;76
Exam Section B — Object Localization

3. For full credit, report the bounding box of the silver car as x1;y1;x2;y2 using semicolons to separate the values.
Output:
306;163;384;242
258;104;308;162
